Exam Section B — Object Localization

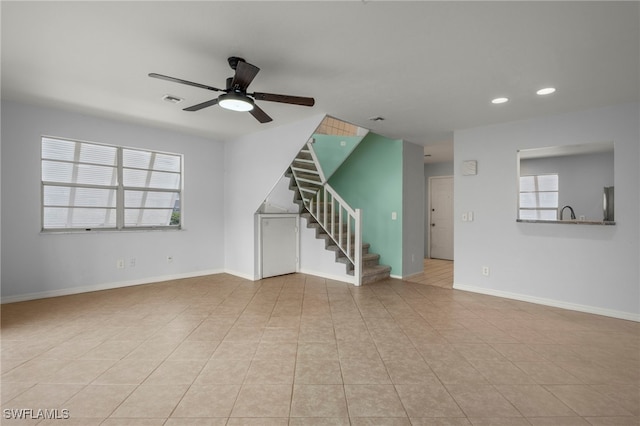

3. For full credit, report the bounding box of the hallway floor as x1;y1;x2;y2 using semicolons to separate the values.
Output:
1;272;638;425
404;258;453;289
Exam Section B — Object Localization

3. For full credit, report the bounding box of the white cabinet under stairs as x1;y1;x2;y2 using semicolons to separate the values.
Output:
258;214;299;279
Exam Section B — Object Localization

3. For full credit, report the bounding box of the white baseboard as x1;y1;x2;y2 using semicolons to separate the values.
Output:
223;269;257;282
1;269;224;304
298;268;354;285
453;282;640;323
224;268;353;285
399;271;423;280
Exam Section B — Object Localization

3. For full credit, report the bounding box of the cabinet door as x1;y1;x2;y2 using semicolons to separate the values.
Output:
261;217;298;278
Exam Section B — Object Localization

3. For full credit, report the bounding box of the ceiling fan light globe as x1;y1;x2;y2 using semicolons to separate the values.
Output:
218;93;254;112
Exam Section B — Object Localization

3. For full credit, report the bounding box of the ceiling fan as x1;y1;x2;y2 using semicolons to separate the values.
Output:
149;56;315;123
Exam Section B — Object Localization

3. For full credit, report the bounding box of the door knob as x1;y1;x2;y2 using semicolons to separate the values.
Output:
431;223;436;227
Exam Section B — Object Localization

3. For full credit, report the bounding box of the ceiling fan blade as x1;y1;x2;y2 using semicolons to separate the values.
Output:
249;104;273;123
251;92;315;107
149;73;223;92
231;61;260;91
183;98;219;112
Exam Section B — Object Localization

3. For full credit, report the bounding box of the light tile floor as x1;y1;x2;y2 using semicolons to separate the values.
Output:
1;267;638;425
404;258;453;289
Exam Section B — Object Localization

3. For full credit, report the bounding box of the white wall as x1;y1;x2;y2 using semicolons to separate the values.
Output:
299;220;351;283
258;175;300;214
402;141;425;277
1;101;226;301
223;114;325;279
454;103;640;320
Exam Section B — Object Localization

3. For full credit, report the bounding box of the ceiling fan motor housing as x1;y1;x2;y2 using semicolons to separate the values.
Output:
227;56;245;70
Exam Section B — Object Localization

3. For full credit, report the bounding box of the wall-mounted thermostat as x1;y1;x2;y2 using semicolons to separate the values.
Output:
462;160;477;176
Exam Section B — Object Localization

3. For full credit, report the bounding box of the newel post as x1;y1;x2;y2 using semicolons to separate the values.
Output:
354;208;362;286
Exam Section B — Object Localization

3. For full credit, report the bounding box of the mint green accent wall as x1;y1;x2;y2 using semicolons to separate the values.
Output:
328;133;403;275
312;134;365;179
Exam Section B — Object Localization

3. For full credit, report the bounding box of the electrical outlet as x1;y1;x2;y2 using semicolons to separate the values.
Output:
462;213;468;222
129;258;136;268
116;259;125;269
391;212;397;220
482;266;490;276
166;256;173;263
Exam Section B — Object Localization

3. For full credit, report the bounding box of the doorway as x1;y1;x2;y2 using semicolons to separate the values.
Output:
428;176;454;260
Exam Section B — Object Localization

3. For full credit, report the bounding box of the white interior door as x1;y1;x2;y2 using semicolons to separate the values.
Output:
429;176;454;260
261;216;298;278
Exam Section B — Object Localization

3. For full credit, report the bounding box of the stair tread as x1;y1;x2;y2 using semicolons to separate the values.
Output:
291;166;319;173
325;242;370;250
363;264;391;272
336;251;378;260
347;264;391;277
300;187;318;193
296;178;322;185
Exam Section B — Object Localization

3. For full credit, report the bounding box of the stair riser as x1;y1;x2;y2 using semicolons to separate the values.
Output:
363;258;380;267
302;214;352;225
327;245;369;258
295;176;320;182
342;257;380;268
307;223;349;234
291;162;317;171
306;219;353;234
361;271;391;285
295;153;313;160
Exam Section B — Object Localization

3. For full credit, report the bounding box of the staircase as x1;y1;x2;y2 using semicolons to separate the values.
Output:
287;141;391;285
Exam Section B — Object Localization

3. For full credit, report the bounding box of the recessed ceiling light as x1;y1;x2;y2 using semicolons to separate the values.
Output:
491;97;509;104
536;87;556;95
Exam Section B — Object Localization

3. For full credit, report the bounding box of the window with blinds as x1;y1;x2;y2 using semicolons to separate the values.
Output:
41;137;182;231
519;173;559;220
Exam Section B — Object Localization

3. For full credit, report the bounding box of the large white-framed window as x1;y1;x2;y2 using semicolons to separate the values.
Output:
41;136;182;231
519;173;559;220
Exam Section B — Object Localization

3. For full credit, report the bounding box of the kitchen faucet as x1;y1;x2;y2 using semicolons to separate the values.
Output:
560;205;576;220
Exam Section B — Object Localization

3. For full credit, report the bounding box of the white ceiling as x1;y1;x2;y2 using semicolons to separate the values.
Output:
2;2;638;164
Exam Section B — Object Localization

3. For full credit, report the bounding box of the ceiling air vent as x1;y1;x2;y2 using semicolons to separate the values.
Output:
162;94;183;104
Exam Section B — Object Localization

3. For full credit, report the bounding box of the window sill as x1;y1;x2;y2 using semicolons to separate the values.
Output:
40;227;183;235
516;219;615;225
